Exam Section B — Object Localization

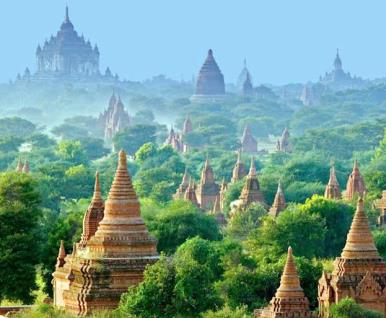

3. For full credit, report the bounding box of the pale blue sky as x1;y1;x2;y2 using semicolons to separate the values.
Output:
1;0;385;84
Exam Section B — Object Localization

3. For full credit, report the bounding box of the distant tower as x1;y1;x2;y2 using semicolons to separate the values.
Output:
242;72;254;96
241;125;258;153
334;49;342;71
190;49;226;102
22;160;30;174
102;95;130;142
196;158;220;210
269;181;286;217
174;169;189;200
231;151;247;183
377;191;386;228
344;160;365;200
324;165;341;199
276;128;292;153
184;179;199;208
238;158;264;207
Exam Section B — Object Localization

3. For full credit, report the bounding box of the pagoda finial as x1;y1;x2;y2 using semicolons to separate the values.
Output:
56;240;66;268
249;157;256;176
65;5;69;22
276;247;304;297
341;197;380;259
208;49;213;56
93;171;103;202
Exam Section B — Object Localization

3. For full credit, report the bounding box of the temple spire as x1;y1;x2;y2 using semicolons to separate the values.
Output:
92;171;103;202
269;181;286;217
341;197;379;259
324;164;341;199
249;157;256;176
16;158;24;172
65;5;69;22
56;240;66;268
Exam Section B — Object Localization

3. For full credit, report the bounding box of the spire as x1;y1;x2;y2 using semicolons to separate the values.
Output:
22;160;30;174
231;151;247;183
184;178;199;207
238;157;264;207
248;157;256;176
341;197;380;259
334;48;342;71
324;164;341;199
212;195;221;213
56;240;66;268
92;171;103;202
65;5;69;22
276;247;305;298
345;160;365;200
269;181;286;217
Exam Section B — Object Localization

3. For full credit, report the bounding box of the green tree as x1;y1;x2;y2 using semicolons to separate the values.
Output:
51;123;90;140
0;172;42;303
330;298;384;318
113;124;157;155
0;117;37;138
56;140;86;165
202;305;250;318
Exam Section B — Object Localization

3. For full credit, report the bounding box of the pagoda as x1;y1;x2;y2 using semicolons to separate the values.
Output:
318;197;386;317
242;72;254;96
254;247;312;318
324;165;341;200
173;169;189;200
269;181;286;217
164;126;184;153
196;158;220;210
190;49;226;103
231;151;247;183
35;6;100;80
211;195;226;225
376;191;386;228
16;158;23;172
182;117;193;152
241;125;258;153
231;158;264;213
98;93;130;142
276;128;292;153
52;151;158;316
344;160;366;200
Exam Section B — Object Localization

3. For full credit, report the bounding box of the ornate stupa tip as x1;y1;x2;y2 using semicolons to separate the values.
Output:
275;246;304;298
208;49;213;56
56;240;66;268
249;157;256;176
118;149;127;167
92;171;103;202
341;196;380;259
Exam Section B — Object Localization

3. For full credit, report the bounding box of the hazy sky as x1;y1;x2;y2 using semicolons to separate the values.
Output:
1;0;386;84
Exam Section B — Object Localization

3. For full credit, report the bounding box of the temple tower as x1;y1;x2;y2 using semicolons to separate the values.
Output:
345;160;366;200
52;150;158;316
269;181;286;217
377;191;386;228
196;158;220;210
22;160;30;174
318;197;386;317
164;126;184;153
103;95;131;142
174;169;189;200
190;49;226;102
16;158;23;172
242;72;254;96
231;151;247;183
241;125;258;153
324;165;341;199
238;158;264;207
254;247;312;317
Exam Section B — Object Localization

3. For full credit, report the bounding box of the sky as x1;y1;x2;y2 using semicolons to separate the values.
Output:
1;0;386;85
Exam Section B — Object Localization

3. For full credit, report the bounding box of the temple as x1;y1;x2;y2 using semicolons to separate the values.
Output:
318;49;366;91
231;158;264;212
344;160;366;200
164;126;184;152
254;247;312;318
269;181;286;217
195;158;220;210
52;150;158;315
190;49;226;102
182;117;193;152
35;6;100;80
99;93;131;142
174;169;189;200
242;72;254;96
324;165;341;200
231;151;247;183
184;179;199;208
376;191;386;228
16;159;30;173
276;128;292;153
318;197;386;317
241;125;258;153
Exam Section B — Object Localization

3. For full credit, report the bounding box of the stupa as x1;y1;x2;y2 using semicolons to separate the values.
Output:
344;160;366;200
254;247;312;318
184;179;199;208
324;165;341;199
276;128;292;153
269;181;286;217
318;197;386;317
174;169;189;200
241;125;258;153
190;49;226;103
52;150;158;316
231;151;247;183
196;158;220;210
377;191;386;228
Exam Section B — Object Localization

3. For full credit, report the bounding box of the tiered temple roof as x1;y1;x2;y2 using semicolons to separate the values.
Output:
345;160;366;200
231;151;247;183
255;247;312;318
184;179;199;208
16;159;30;173
241;125;258;153
318;198;386;317
196;158;220;210
324;165;341;200
52;150;158;315
35;6;99;80
269;181;286;217
164;126;184;152
191;49;226;102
